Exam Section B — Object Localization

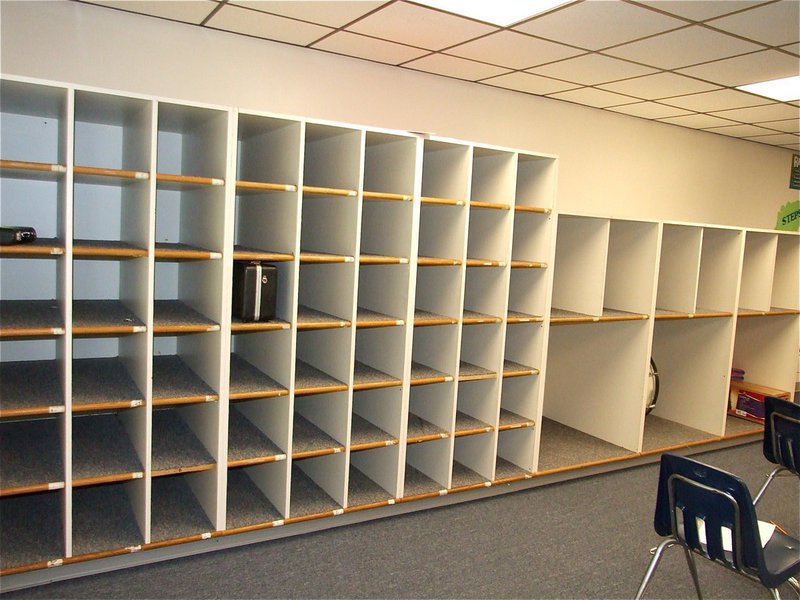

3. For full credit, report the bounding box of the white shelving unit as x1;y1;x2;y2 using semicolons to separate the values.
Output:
1;75;797;586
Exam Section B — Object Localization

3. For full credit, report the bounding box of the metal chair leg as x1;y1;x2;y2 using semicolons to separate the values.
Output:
754;467;785;506
635;539;677;599
786;576;800;598
769;588;781;600
682;546;703;600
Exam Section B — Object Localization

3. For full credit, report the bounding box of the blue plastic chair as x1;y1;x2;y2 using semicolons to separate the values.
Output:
754;396;800;506
635;453;800;599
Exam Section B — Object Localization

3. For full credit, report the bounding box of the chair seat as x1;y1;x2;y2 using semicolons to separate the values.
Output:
762;528;800;587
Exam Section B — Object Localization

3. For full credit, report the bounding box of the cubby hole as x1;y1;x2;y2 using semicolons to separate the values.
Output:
0;79;67;166
157;102;227;181
228;397;289;467
511;211;552;266
499;374;540;430
411;324;458;385
496;426;536;478
0;414;64;493
414;265;461;326
297;263;355;328
351;387;402;451
515;153;556;211
295;327;352;396
471;147;516;207
739;231;778;312
0;338;65;417
72;334;146;412
696;227;743;314
363;131;416;199
72;406;145;485
154;259;223;332
417;204;466;263
656;224;702;316
237;113;301;189
404;437;451;497
421;140;470;203
300;192;358;259
72;479;144;556
459;323;501;382
733;314;799;400
539;320;648;470
771;234;799;311
466;206;511;265
0;490;64;570
150;471;215;542
507;268;547;322
155;184;225;257
353;327;404;392
153;333;220;406
348;445;398;508
303;124;362;193
407;381;455;443
603;219;659;318
73;178;150;253
357;263;409;327
647;318;735;445
292;392;348;459
0;256;65;335
452;433;494;488
551;215;609;319
360;199;413;261
226;461;286;530
290;453;345;518
151;403;218;477
72;257;148;334
455;378;498;435
229;329;291;403
463;266;506;323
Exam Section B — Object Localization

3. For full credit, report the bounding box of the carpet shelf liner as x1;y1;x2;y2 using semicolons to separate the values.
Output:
229;353;287;399
150;475;214;542
356;306;403;327
225;468;282;530
498;408;535;429
72;413;143;481
72;483;143;556
347;465;392;507
0;418;63;490
352;361;401;389
494;456;531;480
641;415;715;452
227;406;284;463
502;359;537;377
294;360;347;395
153;355;218;404
153;299;218;329
414;308;457;326
72;299;144;330
0;359;62;414
459;360;496;380
72;357;143;408
350;413;396;448
537;417;634;472
406;413;448;441
292;413;344;456
0;299;63;332
297;305;350;328
403;465;442;497
454;411;493;435
0;491;64;569
289;464;340;518
462;309;501;324
451;461;489;489
151;408;214;473
409;361;451;385
506;310;543;323
724;414;763;436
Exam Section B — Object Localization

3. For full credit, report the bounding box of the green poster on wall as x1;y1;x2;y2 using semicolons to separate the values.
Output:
776;200;800;231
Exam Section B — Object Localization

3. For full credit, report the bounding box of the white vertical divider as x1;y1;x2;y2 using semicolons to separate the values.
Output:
772;233;800;310
551;215;609;316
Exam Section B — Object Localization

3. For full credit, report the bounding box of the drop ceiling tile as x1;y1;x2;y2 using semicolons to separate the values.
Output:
483;72;578;96
606;102;694;119
707;1;800;47
512;1;685;50
604;26;764;70
447;30;583;70
744;133;800;146
527;54;657;86
312;31;429;65
599;72;720;100
782;43;800;56
230;1;387;28
780;142;800;150
633;1;769;22
346;2;495;51
661;89;770;113
703;124;785;137
758;119;800;133
676;50;800;87
405;53;511;81
710;102;800;123
547;87;639;108
658;113;740;129
84;0;218;24
206;4;332;44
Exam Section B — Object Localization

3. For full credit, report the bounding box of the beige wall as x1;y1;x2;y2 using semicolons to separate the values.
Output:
2;0;797;229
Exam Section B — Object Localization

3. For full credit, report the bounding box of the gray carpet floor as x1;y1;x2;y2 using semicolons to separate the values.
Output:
3;442;798;599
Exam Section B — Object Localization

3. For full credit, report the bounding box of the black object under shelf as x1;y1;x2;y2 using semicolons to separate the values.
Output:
153;354;218;406
406;413;449;443
352;361;401;391
72;483;143;556
494;456;531;481
0;491;64;570
0;299;63;336
402;464;443;498
292;413;344;459
229;353;288;401
72;412;143;484
451;461;489;489
151;408;215;476
347;465;392;508
0;359;63;417
454;411;493;437
289;464;341;519
72;299;145;335
350;413;397;451
150;474;214;543
0;417;63;494
152;299;219;334
72;357;143;411
409;361;453;386
294;360;348;396
225;468;283;530
227;406;285;467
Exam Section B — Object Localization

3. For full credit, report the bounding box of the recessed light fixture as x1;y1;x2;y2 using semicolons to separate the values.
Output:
411;0;575;27
737;76;800;102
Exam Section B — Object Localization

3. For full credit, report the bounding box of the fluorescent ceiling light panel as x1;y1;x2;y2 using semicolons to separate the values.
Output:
412;0;574;26
737;76;800;101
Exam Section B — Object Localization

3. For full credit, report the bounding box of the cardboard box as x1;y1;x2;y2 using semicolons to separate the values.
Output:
729;380;792;423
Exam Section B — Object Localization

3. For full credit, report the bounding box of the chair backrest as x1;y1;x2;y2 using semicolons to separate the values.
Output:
763;396;800;475
653;453;763;578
